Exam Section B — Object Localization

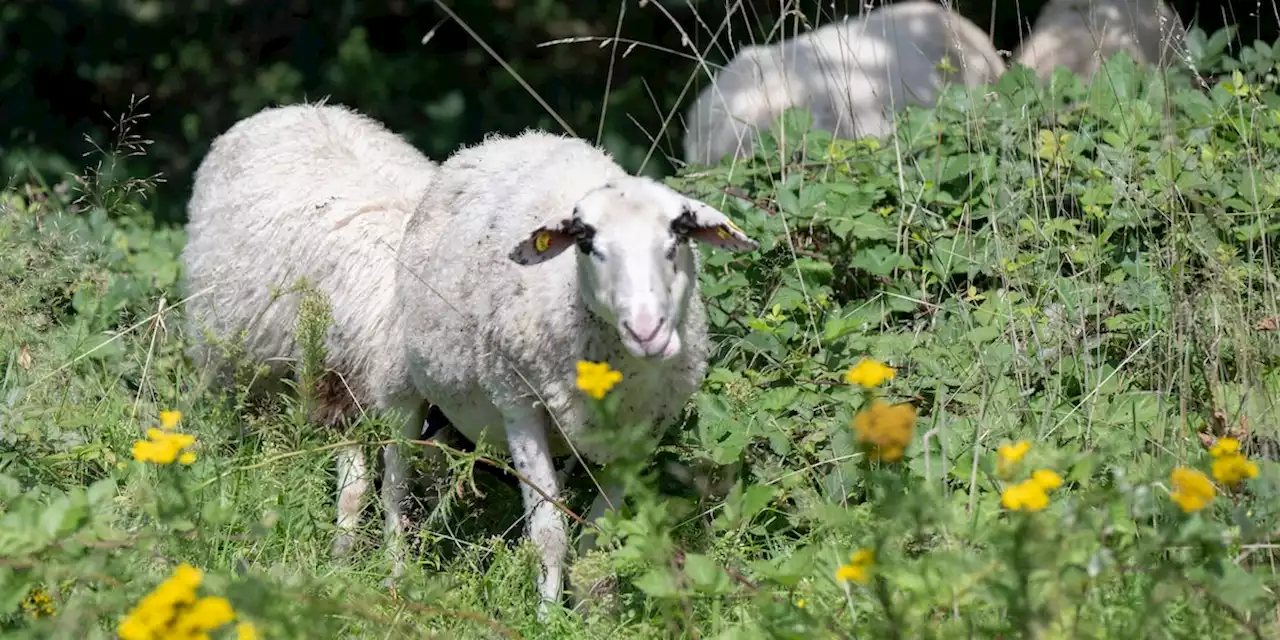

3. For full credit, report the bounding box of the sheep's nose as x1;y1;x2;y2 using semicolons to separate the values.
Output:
623;313;665;344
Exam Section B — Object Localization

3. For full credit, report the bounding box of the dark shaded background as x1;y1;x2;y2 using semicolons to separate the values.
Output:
1;0;1271;223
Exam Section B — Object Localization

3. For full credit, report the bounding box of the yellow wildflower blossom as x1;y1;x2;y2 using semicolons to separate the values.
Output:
844;359;896;388
852;400;917;462
996;440;1031;476
795;599;805;609
119;563;244;640
119;564;204;640
1209;437;1240;458
173;596;236;635
237;621;261;640
132;428;198;465
1212;454;1259;487
835;549;874;584
159;410;183;430
21;586;56;618
999;440;1031;464
576;360;623;400
1030;469;1063;491
1000;480;1050;512
1169;467;1215;513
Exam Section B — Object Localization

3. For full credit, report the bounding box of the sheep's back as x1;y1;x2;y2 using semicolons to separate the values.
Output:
1014;0;1187;81
682;2;1003;165
182;102;436;406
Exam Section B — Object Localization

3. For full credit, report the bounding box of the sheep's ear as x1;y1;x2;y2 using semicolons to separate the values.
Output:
673;199;758;252
508;218;584;265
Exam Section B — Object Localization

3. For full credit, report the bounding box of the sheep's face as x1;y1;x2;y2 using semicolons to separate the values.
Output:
508;178;758;360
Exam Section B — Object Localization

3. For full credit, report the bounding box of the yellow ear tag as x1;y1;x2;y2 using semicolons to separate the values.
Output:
715;226;731;240
723;219;744;234
534;231;552;253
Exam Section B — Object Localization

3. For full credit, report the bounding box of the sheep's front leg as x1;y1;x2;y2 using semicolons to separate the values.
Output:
382;403;428;581
505;408;567;617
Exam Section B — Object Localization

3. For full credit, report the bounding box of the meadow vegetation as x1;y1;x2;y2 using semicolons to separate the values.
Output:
3;22;1280;639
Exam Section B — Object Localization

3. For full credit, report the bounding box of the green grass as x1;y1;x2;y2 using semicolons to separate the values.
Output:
4;25;1280;640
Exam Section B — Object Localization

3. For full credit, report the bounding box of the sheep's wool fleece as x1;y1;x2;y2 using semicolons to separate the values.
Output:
1014;0;1187;81
683;0;1005;165
394;130;711;462
182;102;436;413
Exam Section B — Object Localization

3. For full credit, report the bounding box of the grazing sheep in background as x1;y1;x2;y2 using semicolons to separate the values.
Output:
181;102;441;573
682;0;1006;166
386;130;758;613
1013;0;1188;82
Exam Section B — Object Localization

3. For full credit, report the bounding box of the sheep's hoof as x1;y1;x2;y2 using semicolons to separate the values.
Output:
331;533;357;559
568;554;620;620
569;573;619;620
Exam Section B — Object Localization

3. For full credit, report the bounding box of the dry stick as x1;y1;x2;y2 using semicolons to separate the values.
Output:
30;285;215;390
3;517;521;638
198;438;589;528
671;549;852;640
362;593;525;640
595;2;627;146
1177;574;1265;640
427;0;575;138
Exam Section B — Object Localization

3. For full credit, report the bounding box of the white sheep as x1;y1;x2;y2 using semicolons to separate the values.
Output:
181;102;439;572
386;130;759;612
682;0;1006;165
1012;0;1188;82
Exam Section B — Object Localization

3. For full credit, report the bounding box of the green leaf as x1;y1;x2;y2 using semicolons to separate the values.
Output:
633;567;681;598
683;552;732;594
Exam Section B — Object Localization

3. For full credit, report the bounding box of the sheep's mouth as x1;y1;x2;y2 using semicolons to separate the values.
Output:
620;326;678;360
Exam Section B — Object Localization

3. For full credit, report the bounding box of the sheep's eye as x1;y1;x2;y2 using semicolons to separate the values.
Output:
664;243;677;261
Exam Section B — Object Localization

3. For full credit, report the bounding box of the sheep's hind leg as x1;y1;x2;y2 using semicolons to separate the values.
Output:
332;444;370;558
505;407;568;619
576;479;626;557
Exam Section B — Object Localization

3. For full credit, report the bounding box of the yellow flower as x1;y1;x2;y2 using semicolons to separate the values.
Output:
120;564;205;639
852;400;917;462
795;599;805;609
119;563;245;640
237;621;261;640
1030;469;1063;491
1211;454;1258;487
174;596;236;633
1170;467;1216;513
999;440;1031;464
1209;437;1240;458
576;360;623;400
21;586;56;618
835;549;874;584
132;428;198;465
996;440;1031;476
844;359;896;388
1000;480;1050;512
159;410;183;430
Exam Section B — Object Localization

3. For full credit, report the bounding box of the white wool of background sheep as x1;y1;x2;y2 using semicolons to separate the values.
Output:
682;0;1005;166
180;102;437;568
390;130;757;612
1013;0;1188;82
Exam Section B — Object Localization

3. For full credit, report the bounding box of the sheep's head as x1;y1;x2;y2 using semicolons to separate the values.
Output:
508;177;758;360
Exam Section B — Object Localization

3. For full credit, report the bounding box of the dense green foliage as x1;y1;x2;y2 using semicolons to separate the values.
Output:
3;13;1280;640
3;0;1279;224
